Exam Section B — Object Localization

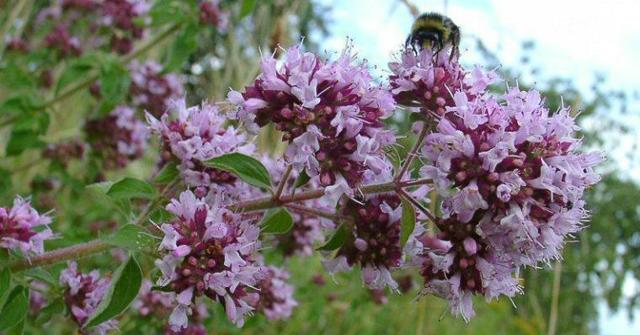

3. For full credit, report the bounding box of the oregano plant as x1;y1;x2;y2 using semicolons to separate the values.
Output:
0;1;603;334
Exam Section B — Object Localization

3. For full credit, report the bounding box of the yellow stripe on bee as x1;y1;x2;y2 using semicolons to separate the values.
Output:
411;18;450;40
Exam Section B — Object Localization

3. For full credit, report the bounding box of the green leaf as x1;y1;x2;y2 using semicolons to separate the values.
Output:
400;199;416;247
318;224;348;251
260;208;294;234
293;170;310;189
102;224;157;251
0;167;13;194
239;0;258;19
154;162;179;184
0;286;29;331
0;95;44;117
56;55;98;94
205;153;272;190
165;22;198;71
6;130;46;156
85;256;142;328
86;181;115;195
0;268;10;304
23;268;55;286
99;58;131;108
107;178;157;200
35;298;65;325
6;319;24;335
149;207;173;224
150;0;189;26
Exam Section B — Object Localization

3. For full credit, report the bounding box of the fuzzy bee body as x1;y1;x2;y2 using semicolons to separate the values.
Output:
406;12;460;60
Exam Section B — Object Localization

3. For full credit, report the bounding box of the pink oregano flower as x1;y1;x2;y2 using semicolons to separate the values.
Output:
0;196;53;255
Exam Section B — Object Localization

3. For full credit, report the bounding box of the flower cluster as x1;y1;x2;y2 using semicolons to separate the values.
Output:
100;0;151;54
155;190;263;329
130;61;185;117
43;139;86;167
0;196;53;255
416;67;603;319
389;49;497;116
229;46;396;195
323;195;405;290
147;99;254;195
36;0;150;57
133;280;209;334
60;262;118;335
85;105;148;169
199;0;228;31
251;266;298;321
43;23;82;57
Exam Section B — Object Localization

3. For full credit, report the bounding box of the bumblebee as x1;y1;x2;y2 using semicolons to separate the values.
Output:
405;12;460;60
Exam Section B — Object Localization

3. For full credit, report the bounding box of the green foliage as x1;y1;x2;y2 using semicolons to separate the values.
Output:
107;178;158;200
154;162;179;184
0;286;29;332
86;256;143;328
260;208;294;234
400;199;416;247
99;56;131;112
293;170;311;189
318;224;348;251
102;224;158;252
205;152;272;190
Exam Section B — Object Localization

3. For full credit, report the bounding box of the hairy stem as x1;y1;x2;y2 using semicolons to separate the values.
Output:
8;177;432;272
394;124;429;182
273;165;293;200
285;203;342;222
8;240;111;272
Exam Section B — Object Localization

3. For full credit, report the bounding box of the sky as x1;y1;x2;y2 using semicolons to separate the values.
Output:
320;0;640;333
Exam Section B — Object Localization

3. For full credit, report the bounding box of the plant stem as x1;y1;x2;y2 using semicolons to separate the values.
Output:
7;178;431;272
7;179;178;272
397;188;437;223
8;240;111;272
394;124;429;182
285;203;342;222
232;180;398;212
273;165;292;200
547;261;562;335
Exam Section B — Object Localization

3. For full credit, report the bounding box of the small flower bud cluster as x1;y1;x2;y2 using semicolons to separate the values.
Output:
251;266;298;321
130;61;185;117
59;262;118;335
147;99;254;194
415;68;603;319
199;0;228;31
389;49;498;118
229;46;396;196
43;139;86;167
132;280;209;334
0;196;53;255
100;0;151;54
155;190;263;329
36;0;149;57
44;24;82;57
323;195;407;290
5;37;30;53
85;105;148;170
